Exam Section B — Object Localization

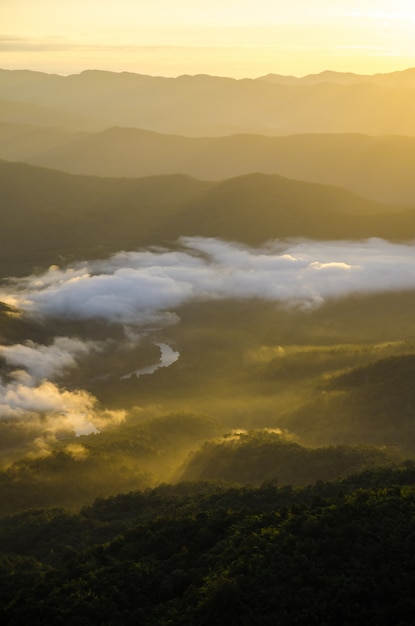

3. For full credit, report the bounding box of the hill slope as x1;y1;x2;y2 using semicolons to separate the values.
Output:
2;468;415;623
1;161;415;274
2;126;415;204
286;354;415;454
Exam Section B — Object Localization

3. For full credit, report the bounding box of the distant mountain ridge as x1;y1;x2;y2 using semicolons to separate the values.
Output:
258;67;415;86
1;67;415;136
1;123;415;204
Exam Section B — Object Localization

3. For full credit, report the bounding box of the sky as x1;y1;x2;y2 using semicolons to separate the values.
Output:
1;0;415;77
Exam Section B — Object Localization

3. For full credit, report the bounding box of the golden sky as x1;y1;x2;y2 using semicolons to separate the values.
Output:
1;0;415;76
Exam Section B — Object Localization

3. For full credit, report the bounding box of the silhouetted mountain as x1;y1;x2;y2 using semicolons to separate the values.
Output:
1;161;415;275
258;67;415;86
0;160;211;274
168;173;403;243
3;125;415;204
1;68;415;135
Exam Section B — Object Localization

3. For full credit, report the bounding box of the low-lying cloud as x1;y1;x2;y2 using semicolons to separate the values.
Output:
0;370;125;437
1;236;415;454
0;337;101;383
3;237;415;324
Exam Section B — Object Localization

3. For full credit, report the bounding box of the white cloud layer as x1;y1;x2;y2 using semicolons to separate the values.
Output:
0;370;125;436
2;237;415;323
0;337;100;383
1;236;415;443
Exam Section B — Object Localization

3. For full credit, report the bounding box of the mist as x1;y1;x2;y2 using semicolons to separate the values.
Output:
0;235;414;458
3;237;415;326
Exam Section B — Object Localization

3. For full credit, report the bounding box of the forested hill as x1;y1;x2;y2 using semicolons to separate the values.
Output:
1;160;415;275
1;466;415;624
0;160;211;275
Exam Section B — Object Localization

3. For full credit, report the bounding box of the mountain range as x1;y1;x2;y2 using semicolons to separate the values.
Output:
1;67;415;136
1;124;415;204
2;160;415;276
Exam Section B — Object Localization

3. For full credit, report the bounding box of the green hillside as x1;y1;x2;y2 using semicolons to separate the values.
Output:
2;467;415;624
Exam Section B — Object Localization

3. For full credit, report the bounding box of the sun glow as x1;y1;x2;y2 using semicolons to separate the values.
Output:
1;0;415;76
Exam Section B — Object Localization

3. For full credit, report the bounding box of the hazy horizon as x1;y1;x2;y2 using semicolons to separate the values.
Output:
2;0;415;77
2;65;415;80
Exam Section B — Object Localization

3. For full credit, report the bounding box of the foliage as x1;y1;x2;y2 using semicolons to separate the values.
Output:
178;430;400;485
0;412;220;516
287;354;415;453
1;467;415;623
